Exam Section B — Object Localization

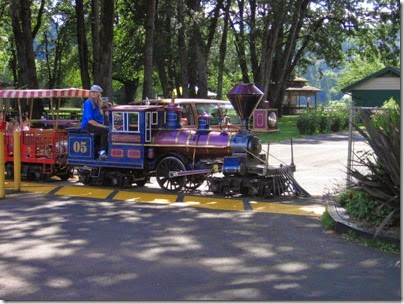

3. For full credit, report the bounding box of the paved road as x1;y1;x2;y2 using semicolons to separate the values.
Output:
265;131;369;197
0;192;400;301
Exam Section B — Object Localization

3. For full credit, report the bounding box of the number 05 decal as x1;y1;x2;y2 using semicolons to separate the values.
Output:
73;141;88;153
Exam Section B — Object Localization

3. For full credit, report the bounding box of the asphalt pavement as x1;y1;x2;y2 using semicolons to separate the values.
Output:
265;131;369;197
0;191;400;301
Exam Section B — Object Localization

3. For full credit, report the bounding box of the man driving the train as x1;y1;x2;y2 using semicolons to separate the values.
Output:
81;84;108;159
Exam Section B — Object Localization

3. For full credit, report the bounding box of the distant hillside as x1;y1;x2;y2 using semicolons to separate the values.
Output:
303;60;344;105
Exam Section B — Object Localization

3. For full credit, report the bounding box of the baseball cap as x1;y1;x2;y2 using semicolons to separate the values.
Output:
90;85;103;93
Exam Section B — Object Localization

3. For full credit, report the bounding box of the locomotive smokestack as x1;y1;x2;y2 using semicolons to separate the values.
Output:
227;83;264;133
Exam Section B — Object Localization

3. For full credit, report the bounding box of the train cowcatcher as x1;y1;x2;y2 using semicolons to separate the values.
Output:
67;83;309;198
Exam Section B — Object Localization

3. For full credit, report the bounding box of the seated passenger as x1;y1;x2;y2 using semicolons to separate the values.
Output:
7;118;20;133
81;85;108;159
21;116;30;131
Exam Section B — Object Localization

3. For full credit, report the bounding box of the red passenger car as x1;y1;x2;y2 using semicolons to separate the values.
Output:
0;88;90;180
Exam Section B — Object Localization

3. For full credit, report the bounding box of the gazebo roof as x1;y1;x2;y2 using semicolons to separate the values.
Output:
292;76;308;82
286;85;321;93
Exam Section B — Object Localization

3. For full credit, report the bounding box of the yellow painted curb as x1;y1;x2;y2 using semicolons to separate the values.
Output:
55;186;113;199
250;201;325;216
182;196;244;211
5;181;56;194
113;191;177;205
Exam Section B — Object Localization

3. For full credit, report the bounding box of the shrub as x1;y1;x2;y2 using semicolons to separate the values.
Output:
349;105;400;235
339;189;397;227
296;111;319;135
329;114;342;132
315;107;331;133
318;114;331;133
321;211;335;230
372;98;400;135
328;101;350;131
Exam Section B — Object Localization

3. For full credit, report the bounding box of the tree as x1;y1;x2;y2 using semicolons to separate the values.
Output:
337;55;385;91
92;0;114;98
142;0;156;99
112;0;144;103
75;0;91;89
216;0;231;100
10;0;44;89
177;0;189;97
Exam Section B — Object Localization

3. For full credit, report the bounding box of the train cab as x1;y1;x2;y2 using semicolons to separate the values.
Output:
67;105;165;170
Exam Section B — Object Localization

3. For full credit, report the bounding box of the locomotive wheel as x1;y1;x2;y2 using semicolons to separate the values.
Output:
156;156;186;192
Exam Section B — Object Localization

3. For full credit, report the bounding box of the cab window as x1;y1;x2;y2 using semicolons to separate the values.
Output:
112;112;139;133
112;112;124;131
128;112;139;132
195;103;221;125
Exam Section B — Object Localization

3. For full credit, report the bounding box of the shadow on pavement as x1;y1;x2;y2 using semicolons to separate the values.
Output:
0;192;400;301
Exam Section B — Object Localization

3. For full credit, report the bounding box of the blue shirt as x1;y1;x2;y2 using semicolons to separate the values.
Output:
81;98;104;128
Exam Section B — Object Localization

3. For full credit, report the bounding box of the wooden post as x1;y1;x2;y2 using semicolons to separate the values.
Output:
0;132;5;198
13;130;21;191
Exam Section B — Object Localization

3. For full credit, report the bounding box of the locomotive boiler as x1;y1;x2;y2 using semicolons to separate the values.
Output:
67;83;309;198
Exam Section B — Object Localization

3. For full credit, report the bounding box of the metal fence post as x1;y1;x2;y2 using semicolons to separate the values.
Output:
346;101;354;186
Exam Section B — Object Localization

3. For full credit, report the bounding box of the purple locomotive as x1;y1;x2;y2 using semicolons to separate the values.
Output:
67;83;308;197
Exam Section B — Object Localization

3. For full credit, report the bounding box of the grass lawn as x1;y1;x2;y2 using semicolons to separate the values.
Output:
257;115;303;143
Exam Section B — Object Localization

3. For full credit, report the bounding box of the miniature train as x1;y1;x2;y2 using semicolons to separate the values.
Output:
67;83;309;197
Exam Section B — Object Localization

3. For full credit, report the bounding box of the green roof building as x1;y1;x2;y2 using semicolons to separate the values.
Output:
341;66;400;107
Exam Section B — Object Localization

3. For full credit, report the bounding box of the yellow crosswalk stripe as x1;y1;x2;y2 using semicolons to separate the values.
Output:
55;186;113;199
181;196;244;211
113;191;177;204
250;201;325;216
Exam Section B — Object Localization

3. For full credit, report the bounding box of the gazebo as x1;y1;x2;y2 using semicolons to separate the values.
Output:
283;77;321;114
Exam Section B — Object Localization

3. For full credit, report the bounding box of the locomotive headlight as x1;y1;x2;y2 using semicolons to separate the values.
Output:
268;111;277;128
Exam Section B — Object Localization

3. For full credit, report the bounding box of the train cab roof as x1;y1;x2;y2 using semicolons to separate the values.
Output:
110;105;165;112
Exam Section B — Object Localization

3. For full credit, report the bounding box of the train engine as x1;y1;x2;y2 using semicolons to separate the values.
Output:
67;83;308;198
205;83;308;197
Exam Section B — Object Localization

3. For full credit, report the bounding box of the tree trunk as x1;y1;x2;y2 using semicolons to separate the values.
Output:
113;77;139;103
91;0;101;83
75;0;91;89
217;0;231;100
11;0;42;118
142;0;156;99
11;0;39;89
177;0;189;97
98;0;114;97
269;0;308;114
